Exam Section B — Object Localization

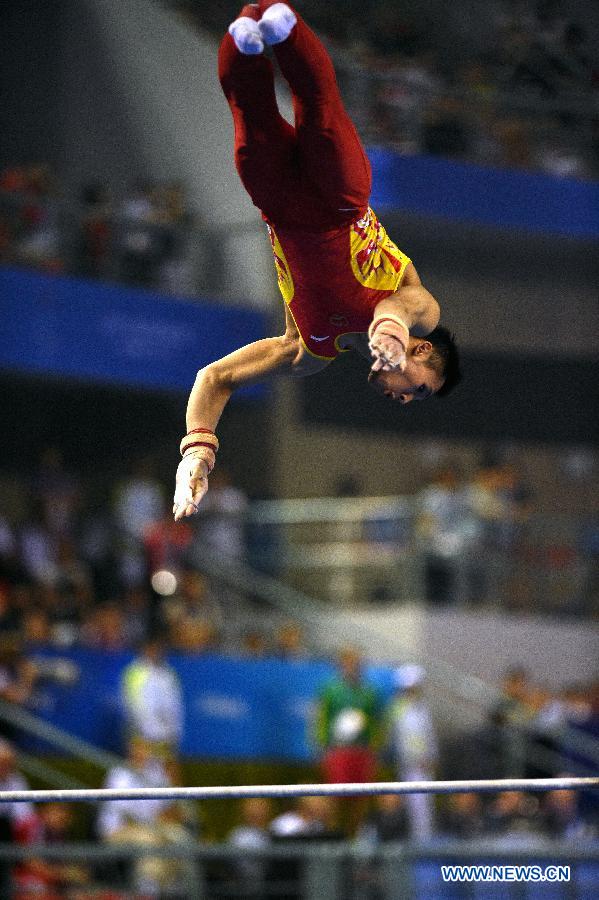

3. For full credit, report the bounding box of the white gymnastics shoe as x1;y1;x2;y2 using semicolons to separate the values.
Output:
258;3;297;45
228;16;265;54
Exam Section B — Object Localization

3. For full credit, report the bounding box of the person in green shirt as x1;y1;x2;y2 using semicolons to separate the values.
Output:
315;646;384;831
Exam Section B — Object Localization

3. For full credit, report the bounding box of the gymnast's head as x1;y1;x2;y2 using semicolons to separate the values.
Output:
368;326;461;404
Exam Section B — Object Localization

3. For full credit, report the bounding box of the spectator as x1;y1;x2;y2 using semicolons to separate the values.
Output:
0;513;24;593
154;181;196;297
191;467;248;563
0;582;21;635
354;794;410;898
463;461;517;604
144;512;194;583
441;792;487;839
115;180;162;287
13;801;91;898
19;502;59;586
315;646;383;832
357;793;410;844
493;116;537;171
35;447;80;539
107;801;197;898
13;165;63;274
241;630;270;658
21;608;52;647
414;465;476;605
273;621;309;661
542;778;597;840
386;664;438;840
0;215;12;263
0;636;40;742
484;790;544;839
270;796;340;840
114;458;165;542
160;569;224;637
551;23;595;93
268;796;341;897
0;740;36;895
489;666;535;777
121;636;184;756
228;797;274;895
96;736;171;841
80;602;129;651
120;586;153;647
422;96;470;159
75;182;113;279
169;615;218;654
77;493;122;602
114;457;165;587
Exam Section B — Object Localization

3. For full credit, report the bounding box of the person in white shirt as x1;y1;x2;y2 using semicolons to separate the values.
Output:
120;636;184;755
96;736;171;840
228;798;273;892
0;739;35;830
386;664;439;840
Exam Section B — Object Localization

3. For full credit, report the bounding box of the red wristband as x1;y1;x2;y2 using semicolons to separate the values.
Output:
180;440;218;456
186;428;216;437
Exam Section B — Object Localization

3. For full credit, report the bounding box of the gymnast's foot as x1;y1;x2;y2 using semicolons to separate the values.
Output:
228;8;264;55
258;3;297;45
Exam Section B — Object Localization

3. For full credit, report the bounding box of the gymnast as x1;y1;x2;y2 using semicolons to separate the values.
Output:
173;1;461;520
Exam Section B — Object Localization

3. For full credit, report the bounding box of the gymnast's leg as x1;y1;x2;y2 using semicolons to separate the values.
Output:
218;5;299;221
257;0;372;217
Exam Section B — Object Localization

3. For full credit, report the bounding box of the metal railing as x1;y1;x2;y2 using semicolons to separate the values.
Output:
0;699;124;772
0;839;596;899
0;698;127;793
246;497;593;614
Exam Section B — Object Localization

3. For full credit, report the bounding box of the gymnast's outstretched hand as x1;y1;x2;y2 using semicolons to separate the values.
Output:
368;332;407;373
173;455;209;520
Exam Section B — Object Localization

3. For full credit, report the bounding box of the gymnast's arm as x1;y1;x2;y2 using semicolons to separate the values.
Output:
368;269;441;371
374;284;441;337
173;314;328;520
186;335;299;434
186;312;328;433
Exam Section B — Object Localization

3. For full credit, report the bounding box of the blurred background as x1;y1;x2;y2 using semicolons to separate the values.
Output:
0;0;598;897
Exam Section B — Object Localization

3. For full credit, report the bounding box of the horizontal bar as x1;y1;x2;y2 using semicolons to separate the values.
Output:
0;777;597;804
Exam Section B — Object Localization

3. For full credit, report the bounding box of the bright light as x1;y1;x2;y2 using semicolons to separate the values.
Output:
151;570;178;596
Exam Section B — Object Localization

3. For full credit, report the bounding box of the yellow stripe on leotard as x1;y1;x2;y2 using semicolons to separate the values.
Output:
350;207;411;291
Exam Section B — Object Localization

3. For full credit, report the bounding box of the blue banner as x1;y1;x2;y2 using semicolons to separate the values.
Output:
368;148;599;238
0;267;268;394
23;648;396;761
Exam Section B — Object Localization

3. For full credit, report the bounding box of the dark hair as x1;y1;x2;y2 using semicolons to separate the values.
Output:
426;326;461;397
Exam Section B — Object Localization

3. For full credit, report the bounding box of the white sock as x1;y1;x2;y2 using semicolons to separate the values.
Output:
228;16;264;55
258;3;297;45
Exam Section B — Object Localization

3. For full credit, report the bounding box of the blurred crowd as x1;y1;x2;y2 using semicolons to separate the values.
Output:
329;456;596;614
0;166;200;296
0;444;596;885
0;445;272;660
411;459;589;611
0;445;595;688
0;647;596;896
178;0;599;179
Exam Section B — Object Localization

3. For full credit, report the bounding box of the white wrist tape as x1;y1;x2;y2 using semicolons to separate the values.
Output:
368;314;410;349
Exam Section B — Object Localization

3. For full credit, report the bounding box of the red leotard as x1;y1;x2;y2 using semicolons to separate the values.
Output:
219;1;411;359
267;207;410;359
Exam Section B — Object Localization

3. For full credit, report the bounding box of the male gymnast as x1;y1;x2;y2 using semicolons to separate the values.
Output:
173;1;461;520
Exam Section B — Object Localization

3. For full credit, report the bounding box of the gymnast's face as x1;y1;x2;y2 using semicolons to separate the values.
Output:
368;339;444;404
